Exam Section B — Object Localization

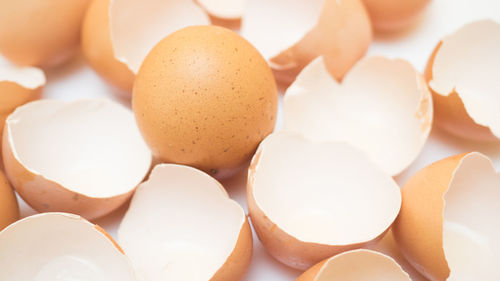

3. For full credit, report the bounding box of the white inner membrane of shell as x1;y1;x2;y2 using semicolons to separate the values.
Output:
118;164;246;281
240;0;323;60
0;64;45;89
443;153;500;280
6;99;151;198
252;132;401;245
315;250;410;281
0;213;136;281
284;56;431;176
197;0;247;19
429;20;500;137
110;0;210;73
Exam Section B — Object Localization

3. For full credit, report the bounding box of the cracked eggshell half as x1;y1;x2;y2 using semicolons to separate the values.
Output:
361;0;430;32
0;171;18;231
247;132;401;270
284;56;432;176
82;0;135;95
109;0;210;74
393;152;500;281
241;0;372;85
2;99;152;220
0;212;137;280
425;20;500;141
0;0;90;67
118;164;252;281
296;249;410;281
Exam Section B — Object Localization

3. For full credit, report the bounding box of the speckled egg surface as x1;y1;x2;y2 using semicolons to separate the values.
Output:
133;25;278;175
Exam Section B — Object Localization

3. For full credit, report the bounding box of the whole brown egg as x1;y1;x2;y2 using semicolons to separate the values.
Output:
133;25;277;176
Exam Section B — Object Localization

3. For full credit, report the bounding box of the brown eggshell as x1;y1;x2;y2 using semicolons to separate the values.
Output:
0;171;18;231
2;99;152;220
284;56;432;176
0;65;45;170
81;0;135;95
296;250;411;281
196;0;245;30
109;0;210;74
392;154;460;280
133;25;277;176
425;44;496;141
118;164;252;281
0;0;90;67
0;212;137;280
247;132;401;270
241;0;372;85
393;152;500;280
367;230;430;281
362;0;430;32
2;140;133;219
425;20;500;141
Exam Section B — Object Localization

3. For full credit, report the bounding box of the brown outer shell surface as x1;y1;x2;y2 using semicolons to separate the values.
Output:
362;0;430;32
0;0;90;67
2;128;134;220
0;81;42;170
81;0;135;94
425;42;497;141
247;150;387;270
295;259;328;281
0;81;42;134
0;171;19;231
270;0;372;85
210;218;253;281
392;154;469;281
133;25;277;174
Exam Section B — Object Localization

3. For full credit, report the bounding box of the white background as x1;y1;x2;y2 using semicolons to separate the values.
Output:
6;0;500;280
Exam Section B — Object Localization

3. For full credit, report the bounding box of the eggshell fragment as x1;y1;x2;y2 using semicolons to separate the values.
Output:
368;230;429;281
247;132;401;270
196;0;246;20
362;0;430;32
110;0;210;73
241;0;372;84
0;171;18;231
284;56;432;176
2;99;152;219
0;0;90;67
0;65;45;133
393;152;500;281
0;65;45;169
296;250;410;281
133;25;277;176
118;164;252;281
425;20;500;141
0;212;137;280
82;0;135;94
